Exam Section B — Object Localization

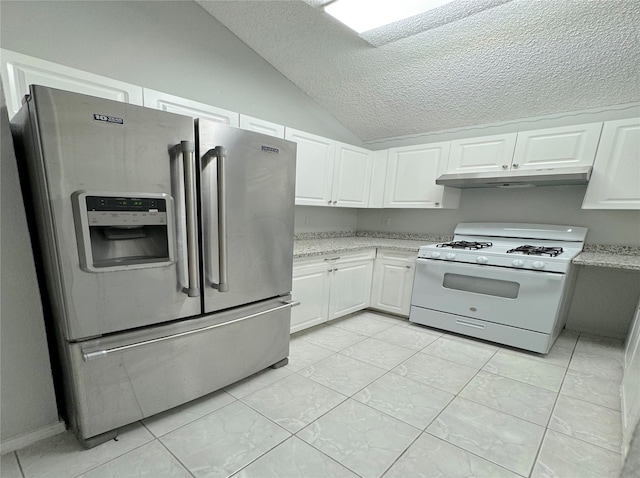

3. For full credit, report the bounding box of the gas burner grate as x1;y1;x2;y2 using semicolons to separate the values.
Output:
436;241;493;250
506;245;564;257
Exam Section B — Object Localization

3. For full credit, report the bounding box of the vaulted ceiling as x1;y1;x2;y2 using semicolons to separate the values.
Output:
197;0;640;143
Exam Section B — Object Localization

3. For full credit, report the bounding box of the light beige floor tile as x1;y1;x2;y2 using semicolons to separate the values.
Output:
17;423;153;478
299;325;368;352
233;436;358;478
423;336;497;368
331;314;396;336
223;366;292;399
160;401;290;478
531;429;622;478
299;353;386;396
240;374;346;433
459;371;557;426
0;452;22;478
483;349;567;392
340;337;417;370
427;397;545;476
384;433;520;478
372;324;441;350
393;352;478;394
142;390;235;437
549;394;622;453
560;368;622;411
297;399;420;478
284;338;335;372
354;373;453;429
77;441;191;478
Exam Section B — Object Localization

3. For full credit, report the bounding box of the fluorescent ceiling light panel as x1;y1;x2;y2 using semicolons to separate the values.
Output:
325;0;456;33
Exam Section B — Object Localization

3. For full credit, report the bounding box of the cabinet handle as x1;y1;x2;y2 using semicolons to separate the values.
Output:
512;163;519;168
332;200;337;204
405;265;411;269
324;257;340;262
502;164;509;169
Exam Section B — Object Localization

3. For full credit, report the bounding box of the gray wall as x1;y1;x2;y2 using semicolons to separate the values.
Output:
0;0;360;145
0;85;60;447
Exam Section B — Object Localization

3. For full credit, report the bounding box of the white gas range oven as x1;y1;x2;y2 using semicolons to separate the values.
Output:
410;223;587;353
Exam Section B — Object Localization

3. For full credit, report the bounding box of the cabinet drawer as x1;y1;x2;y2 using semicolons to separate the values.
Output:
376;249;417;263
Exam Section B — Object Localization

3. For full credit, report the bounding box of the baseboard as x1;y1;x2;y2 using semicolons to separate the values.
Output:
0;420;66;454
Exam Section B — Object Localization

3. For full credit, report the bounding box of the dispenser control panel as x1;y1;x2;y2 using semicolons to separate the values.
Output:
85;196;168;227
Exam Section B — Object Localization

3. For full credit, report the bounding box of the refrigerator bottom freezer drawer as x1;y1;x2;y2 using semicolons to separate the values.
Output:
67;298;291;442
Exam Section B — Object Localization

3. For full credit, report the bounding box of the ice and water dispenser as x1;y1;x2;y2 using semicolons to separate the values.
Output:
72;192;175;271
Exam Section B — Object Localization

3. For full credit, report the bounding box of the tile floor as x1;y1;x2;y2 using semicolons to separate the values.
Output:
1;310;626;478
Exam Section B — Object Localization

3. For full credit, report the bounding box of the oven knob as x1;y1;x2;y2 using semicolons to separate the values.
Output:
430;252;441;259
445;253;457;260
476;256;489;264
512;259;525;267
532;261;546;269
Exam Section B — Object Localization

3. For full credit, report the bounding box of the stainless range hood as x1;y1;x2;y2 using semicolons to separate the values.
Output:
435;166;592;189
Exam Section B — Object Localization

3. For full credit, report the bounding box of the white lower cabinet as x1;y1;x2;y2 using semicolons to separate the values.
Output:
369;250;417;317
290;250;375;333
622;298;640;458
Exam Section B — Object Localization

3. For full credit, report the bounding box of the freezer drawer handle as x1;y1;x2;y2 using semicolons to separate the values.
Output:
81;300;300;361
210;146;229;293
180;140;200;297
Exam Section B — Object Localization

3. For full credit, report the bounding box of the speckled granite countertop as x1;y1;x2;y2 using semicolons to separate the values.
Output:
295;232;640;271
293;232;450;258
573;245;640;271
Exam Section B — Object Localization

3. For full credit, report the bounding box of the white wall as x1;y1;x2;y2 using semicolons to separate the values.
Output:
0;0;360;145
0;85;62;451
358;186;640;246
294;206;358;235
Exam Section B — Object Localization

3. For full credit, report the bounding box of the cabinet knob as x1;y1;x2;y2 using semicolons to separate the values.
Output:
327;200;332;205
512;163;519;168
405;265;411;269
502;164;509;169
332;201;337;204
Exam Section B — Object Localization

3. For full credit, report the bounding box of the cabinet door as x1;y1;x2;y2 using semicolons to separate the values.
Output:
384;142;457;208
1;49;143;119
291;263;330;333
582;118;640;209
239;114;285;138
622;301;640;458
514;123;603;170
332;142;373;207
285;128;336;206
143;88;239;126
328;260;374;320
448;133;517;173
370;259;415;316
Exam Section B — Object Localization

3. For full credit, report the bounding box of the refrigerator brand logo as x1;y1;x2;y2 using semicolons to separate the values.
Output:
93;114;124;125
261;146;279;154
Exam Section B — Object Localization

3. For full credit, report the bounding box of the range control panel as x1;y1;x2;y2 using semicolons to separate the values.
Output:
85;196;167;227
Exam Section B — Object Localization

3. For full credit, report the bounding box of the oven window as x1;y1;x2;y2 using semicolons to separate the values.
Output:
443;273;520;299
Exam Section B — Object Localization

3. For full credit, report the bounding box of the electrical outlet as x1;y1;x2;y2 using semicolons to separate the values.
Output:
305;216;312;226
381;217;391;227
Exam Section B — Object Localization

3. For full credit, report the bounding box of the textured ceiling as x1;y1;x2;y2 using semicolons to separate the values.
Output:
196;0;640;143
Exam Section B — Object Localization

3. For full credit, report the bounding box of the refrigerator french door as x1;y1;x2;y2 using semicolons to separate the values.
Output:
11;85;296;447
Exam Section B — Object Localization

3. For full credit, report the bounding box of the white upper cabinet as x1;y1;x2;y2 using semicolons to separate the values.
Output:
143;88;239;126
384;142;460;208
285;128;336;206
513;123;603;170
286;129;373;207
582;117;640;209
448;134;517;173
1;49;143;119
331;142;373;207
239;114;285;138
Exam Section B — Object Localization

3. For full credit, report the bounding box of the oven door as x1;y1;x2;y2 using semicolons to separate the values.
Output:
411;259;567;333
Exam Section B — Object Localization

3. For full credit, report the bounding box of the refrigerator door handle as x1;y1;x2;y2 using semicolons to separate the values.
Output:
180;141;200;297
81;300;300;361
209;146;229;293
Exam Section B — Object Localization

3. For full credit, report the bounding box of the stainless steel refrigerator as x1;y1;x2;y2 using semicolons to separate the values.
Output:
11;85;297;447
